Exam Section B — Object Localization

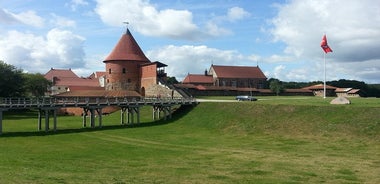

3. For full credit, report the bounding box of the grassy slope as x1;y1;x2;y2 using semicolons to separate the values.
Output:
0;99;379;183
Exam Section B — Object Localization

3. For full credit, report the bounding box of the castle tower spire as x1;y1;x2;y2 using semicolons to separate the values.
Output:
103;28;151;91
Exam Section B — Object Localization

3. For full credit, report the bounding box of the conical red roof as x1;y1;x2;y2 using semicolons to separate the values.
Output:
103;29;150;63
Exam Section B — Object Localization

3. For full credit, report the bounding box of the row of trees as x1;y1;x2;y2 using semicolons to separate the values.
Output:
0;61;51;97
1;60;379;97
267;78;380;97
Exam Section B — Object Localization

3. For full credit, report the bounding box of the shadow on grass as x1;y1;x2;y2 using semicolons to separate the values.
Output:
0;105;196;138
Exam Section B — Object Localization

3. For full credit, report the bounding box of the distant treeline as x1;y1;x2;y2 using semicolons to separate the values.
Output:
267;78;380;97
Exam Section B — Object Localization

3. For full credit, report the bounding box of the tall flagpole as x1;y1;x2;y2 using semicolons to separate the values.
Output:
323;51;326;98
321;33;332;99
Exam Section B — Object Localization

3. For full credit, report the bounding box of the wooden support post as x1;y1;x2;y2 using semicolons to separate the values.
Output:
97;108;102;128
131;108;135;124
152;106;156;120
120;108;125;125
90;108;95;128
168;106;172;119
38;109;42;131
0;110;3;135
163;106;167;120
53;109;57;131
45;109;49;132
157;107;161;119
127;108;132;124
136;107;140;124
82;108;87;127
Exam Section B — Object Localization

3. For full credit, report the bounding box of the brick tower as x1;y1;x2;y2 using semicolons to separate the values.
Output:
103;29;151;91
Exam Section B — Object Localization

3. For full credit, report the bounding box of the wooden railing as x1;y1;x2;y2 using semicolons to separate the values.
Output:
0;97;197;109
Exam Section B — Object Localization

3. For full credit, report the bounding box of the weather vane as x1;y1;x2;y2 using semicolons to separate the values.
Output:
123;21;129;32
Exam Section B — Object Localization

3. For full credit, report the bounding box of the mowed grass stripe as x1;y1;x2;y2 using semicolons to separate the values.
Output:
84;131;266;157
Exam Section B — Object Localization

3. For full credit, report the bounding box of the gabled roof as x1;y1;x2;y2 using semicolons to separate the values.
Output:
347;89;360;94
182;74;213;84
89;71;107;79
335;88;361;94
211;65;267;79
67;86;104;91
54;90;141;98
53;77;100;87
44;68;78;80
303;84;337;90
335;88;353;92
141;61;168;67
104;29;150;63
284;88;312;93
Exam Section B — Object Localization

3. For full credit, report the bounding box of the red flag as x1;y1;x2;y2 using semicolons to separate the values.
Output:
321;34;333;53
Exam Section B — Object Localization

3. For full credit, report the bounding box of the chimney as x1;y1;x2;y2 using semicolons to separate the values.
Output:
204;69;208;76
52;76;57;85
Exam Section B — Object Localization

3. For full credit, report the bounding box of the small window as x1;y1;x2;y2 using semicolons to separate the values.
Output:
128;78;131;83
107;79;109;83
122;68;126;74
108;68;111;74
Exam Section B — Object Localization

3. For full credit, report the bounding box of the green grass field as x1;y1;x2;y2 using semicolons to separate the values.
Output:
0;97;379;183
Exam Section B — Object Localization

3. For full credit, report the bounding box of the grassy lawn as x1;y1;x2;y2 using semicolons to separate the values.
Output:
0;97;379;183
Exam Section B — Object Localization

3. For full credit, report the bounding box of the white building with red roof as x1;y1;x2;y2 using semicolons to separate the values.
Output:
44;68;103;95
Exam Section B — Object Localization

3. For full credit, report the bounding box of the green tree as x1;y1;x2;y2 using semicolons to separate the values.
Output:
269;78;284;96
166;76;179;85
23;73;51;97
0;60;24;97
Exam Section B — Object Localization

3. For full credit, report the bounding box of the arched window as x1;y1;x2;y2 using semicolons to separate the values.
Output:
108;68;111;74
122;68;126;74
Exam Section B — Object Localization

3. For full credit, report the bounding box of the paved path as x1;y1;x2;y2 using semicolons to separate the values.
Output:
196;99;238;102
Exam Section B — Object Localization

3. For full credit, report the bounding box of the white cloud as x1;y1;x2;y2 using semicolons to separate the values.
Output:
95;0;200;40
205;6;250;37
94;0;250;40
227;7;250;22
67;0;89;11
269;0;380;83
0;8;44;27
147;45;247;80
0;29;85;74
273;65;285;79
264;54;293;63
50;14;76;28
205;21;231;37
0;9;17;24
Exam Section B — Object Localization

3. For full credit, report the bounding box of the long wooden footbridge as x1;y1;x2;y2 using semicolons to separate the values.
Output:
0;97;198;135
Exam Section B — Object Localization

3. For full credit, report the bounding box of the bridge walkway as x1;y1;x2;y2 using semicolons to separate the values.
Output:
0;97;198;135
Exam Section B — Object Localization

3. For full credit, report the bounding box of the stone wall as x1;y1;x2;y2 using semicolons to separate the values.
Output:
145;84;182;98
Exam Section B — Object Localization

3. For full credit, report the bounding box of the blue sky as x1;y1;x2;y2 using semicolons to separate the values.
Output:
1;0;380;84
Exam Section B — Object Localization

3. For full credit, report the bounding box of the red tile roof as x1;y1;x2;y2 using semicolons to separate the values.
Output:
54;77;100;87
89;71;107;79
44;68;78;80
211;65;267;79
182;74;213;84
303;84;337;90
104;29;150;63
284;88;312;93
68;86;104;91
347;89;360;94
335;88;352;92
54;90;141;98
